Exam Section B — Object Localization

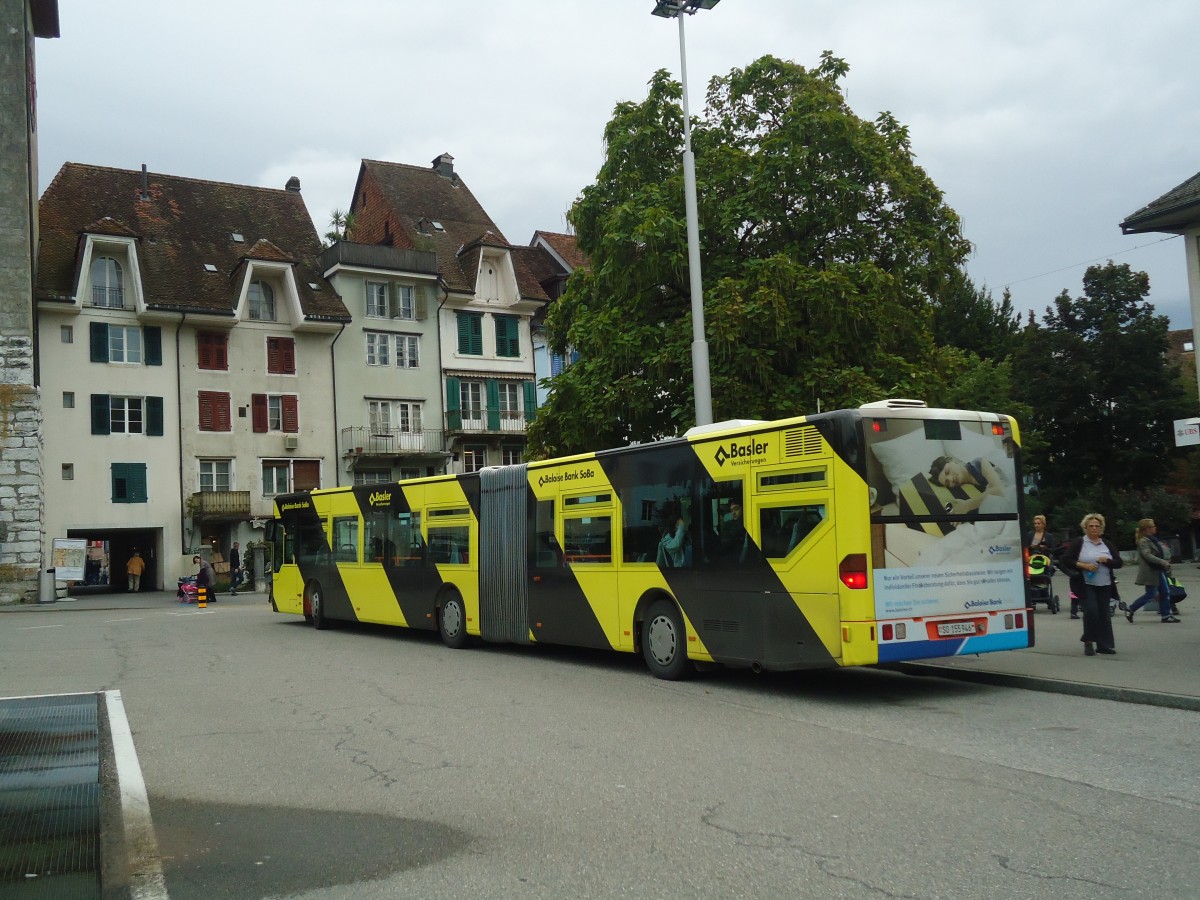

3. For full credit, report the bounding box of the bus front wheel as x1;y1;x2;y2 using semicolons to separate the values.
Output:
439;594;468;649
309;582;329;630
642;599;690;680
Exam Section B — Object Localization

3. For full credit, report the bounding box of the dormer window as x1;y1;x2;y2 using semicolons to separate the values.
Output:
91;257;124;307
248;280;276;321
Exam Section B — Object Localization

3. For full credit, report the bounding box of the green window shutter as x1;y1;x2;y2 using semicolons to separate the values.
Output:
90;322;109;362
485;379;500;431
495;316;519;357
415;285;429;320
445;376;461;430
146;396;164;436
144;326;162;365
112;463;148;504
456;313;469;353
457;312;482;355
91;394;111;435
523;381;537;422
387;282;397;318
130;464;147;502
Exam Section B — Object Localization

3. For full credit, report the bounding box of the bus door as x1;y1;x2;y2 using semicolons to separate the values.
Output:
748;465;842;664
528;494;615;650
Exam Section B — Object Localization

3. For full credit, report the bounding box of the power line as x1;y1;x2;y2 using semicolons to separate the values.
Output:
999;234;1181;289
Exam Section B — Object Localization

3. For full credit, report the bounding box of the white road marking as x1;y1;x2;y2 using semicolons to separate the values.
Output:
18;624;65;630
106;690;171;899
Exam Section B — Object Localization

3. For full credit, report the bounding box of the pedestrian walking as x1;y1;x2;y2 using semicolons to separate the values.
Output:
1125;519;1179;623
126;549;145;592
1059;513;1122;656
229;541;242;595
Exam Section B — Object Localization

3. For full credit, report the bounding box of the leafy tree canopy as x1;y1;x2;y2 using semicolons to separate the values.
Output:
932;276;1021;362
528;54;972;456
1010;261;1192;514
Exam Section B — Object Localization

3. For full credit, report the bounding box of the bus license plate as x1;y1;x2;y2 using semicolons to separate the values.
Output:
937;622;977;637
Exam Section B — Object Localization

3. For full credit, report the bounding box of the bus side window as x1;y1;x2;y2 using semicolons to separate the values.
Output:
564;516;611;563
698;477;745;566
296;523;327;565
429;525;469;564
399;511;424;567
332;516;359;563
760;504;826;559
535;500;559;568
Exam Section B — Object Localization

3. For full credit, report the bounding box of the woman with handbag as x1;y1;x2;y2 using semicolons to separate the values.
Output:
1059;513;1122;656
1125;519;1179;623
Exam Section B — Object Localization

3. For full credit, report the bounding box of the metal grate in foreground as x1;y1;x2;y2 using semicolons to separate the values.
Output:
0;693;101;899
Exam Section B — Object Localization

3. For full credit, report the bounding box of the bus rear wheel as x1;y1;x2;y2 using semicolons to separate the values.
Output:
643;599;690;680
309;582;329;630
439;594;468;649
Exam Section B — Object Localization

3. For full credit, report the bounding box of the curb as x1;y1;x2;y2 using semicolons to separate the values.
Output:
893;662;1200;712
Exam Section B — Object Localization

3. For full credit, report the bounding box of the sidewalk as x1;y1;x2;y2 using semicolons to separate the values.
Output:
896;563;1200;712
2;579;1197;712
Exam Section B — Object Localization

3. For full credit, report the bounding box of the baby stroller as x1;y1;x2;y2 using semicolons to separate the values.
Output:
1026;551;1059;613
177;574;198;604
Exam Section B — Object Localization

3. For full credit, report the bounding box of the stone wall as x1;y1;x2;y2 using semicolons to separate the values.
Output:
0;0;46;603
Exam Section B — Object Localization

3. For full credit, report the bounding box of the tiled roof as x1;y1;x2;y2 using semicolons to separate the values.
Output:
353;158;549;305
533;230;586;271
36;163;349;320
512;245;561;288
1167;327;1195;359
1120;171;1200;235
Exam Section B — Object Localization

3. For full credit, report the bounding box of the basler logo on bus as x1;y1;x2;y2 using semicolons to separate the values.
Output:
713;439;768;467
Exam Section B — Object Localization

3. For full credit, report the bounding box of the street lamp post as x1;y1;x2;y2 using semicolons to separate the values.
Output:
652;0;719;427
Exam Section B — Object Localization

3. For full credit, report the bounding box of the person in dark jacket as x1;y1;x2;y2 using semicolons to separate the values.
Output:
1058;513;1122;656
228;542;242;595
193;554;216;601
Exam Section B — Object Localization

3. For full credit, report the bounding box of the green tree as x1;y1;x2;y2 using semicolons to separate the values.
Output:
931;275;1020;361
529;54;971;456
1011;261;1191;517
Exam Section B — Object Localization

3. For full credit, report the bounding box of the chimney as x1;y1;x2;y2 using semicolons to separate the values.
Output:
140;164;150;201
285;176;301;193
432;153;455;179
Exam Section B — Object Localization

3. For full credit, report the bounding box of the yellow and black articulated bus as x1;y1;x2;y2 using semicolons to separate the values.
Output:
267;400;1032;679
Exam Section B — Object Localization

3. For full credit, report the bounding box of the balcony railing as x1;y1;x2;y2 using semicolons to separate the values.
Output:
340;427;446;457
91;285;124;307
444;410;528;435
189;490;251;521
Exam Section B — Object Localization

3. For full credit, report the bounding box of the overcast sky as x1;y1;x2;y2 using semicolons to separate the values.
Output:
35;0;1199;330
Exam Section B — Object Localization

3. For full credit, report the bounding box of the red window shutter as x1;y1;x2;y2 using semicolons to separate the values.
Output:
251;394;268;432
282;395;299;432
198;392;214;430
199;391;231;432
267;337;296;374
197;332;229;371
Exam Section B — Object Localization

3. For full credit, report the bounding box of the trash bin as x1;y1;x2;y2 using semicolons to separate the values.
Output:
38;567;57;604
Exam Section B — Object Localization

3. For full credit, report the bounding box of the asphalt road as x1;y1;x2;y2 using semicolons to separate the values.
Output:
2;596;1197;899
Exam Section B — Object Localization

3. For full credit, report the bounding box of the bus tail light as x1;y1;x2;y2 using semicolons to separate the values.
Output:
839;554;868;589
